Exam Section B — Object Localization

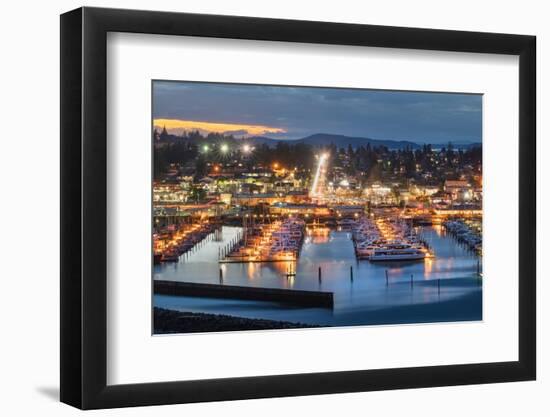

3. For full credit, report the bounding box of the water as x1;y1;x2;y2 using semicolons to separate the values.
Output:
154;225;482;326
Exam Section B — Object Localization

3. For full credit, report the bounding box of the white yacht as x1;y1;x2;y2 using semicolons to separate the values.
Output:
368;243;427;262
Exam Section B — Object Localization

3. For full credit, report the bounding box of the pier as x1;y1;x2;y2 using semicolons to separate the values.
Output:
154;280;334;308
222;217;305;263
352;216;433;261
154;221;222;263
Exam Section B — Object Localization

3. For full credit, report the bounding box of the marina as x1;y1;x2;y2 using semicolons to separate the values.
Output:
443;218;483;255
221;217;305;263
153;221;221;263
150;80;484;332
352;217;433;261
154;221;482;327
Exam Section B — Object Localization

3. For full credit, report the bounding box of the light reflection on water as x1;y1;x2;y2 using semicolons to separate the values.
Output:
154;225;482;326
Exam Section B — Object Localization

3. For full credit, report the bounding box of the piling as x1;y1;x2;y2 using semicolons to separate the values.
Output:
318;266;322;283
350;266;354;281
219;268;223;284
437;278;441;295
385;269;389;286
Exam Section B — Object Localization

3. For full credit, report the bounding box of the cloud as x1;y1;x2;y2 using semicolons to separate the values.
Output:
152;81;482;143
153;118;286;136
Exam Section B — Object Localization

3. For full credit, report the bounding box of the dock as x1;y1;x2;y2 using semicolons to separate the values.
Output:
154;280;334;308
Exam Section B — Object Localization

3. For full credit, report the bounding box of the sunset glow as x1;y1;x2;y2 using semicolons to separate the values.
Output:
153;118;286;136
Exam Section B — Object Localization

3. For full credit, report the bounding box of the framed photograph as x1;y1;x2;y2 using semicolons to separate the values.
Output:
60;7;536;409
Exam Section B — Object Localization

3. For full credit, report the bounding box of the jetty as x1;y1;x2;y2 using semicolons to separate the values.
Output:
154;280;334;308
153;221;221;263
222;217;305;263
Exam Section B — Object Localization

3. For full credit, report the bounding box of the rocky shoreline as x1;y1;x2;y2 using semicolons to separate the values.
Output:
154;307;319;334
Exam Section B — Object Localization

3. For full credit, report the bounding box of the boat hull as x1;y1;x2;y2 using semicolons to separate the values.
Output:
369;254;426;262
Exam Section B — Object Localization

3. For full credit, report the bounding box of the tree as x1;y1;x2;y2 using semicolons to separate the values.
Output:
160;125;169;141
189;186;206;203
194;156;207;181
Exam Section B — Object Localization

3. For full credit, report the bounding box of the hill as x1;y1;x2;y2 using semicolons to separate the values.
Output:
248;133;480;150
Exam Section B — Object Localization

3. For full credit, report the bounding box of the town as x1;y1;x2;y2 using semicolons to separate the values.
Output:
153;128;482;264
151;81;484;332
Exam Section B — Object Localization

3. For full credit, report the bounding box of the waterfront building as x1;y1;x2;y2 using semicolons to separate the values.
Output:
153;182;188;203
444;179;471;201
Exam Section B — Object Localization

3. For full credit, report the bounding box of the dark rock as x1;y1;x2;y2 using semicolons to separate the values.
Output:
154;307;318;334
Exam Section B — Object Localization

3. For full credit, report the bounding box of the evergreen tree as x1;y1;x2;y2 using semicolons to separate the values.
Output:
160;125;169;141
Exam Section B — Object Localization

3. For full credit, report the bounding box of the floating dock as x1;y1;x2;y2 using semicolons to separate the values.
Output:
154;280;334;308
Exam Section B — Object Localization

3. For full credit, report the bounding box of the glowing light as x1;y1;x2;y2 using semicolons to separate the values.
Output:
203;145;209;152
310;153;329;197
220;144;229;153
242;144;251;153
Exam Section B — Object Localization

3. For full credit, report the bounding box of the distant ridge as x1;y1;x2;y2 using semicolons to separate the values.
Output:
247;133;481;150
159;131;481;150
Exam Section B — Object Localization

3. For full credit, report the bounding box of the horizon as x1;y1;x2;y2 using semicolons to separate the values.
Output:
153;81;482;145
153;128;482;147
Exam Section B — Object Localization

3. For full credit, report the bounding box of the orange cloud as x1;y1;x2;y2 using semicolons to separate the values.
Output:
154;118;286;136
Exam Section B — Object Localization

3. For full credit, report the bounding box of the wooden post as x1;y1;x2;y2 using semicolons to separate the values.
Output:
438;278;441;295
385;269;389;286
350;266;354;281
318;266;322;283
219;268;223;284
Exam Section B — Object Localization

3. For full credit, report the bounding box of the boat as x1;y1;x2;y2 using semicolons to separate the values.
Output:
368;243;427;262
161;250;180;262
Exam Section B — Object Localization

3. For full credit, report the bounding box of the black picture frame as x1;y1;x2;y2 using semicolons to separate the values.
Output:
60;6;536;410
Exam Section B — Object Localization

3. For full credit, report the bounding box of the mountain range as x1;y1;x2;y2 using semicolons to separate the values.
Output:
160;131;481;150
247;133;481;150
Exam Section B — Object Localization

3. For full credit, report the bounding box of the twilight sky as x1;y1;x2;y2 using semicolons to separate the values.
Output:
153;81;482;144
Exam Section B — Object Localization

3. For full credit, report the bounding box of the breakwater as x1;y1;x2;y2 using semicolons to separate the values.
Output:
154;280;334;308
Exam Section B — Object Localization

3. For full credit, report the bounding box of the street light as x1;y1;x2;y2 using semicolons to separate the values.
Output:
220;144;229;153
242;144;251;153
203;144;209;152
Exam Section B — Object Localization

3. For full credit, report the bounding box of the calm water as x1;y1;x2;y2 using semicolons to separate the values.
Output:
154;225;482;326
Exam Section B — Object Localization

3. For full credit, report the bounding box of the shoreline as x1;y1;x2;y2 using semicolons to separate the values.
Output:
154;307;319;334
154;289;481;334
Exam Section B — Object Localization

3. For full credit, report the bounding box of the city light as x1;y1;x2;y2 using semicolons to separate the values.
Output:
152;82;484;335
310;153;329;197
